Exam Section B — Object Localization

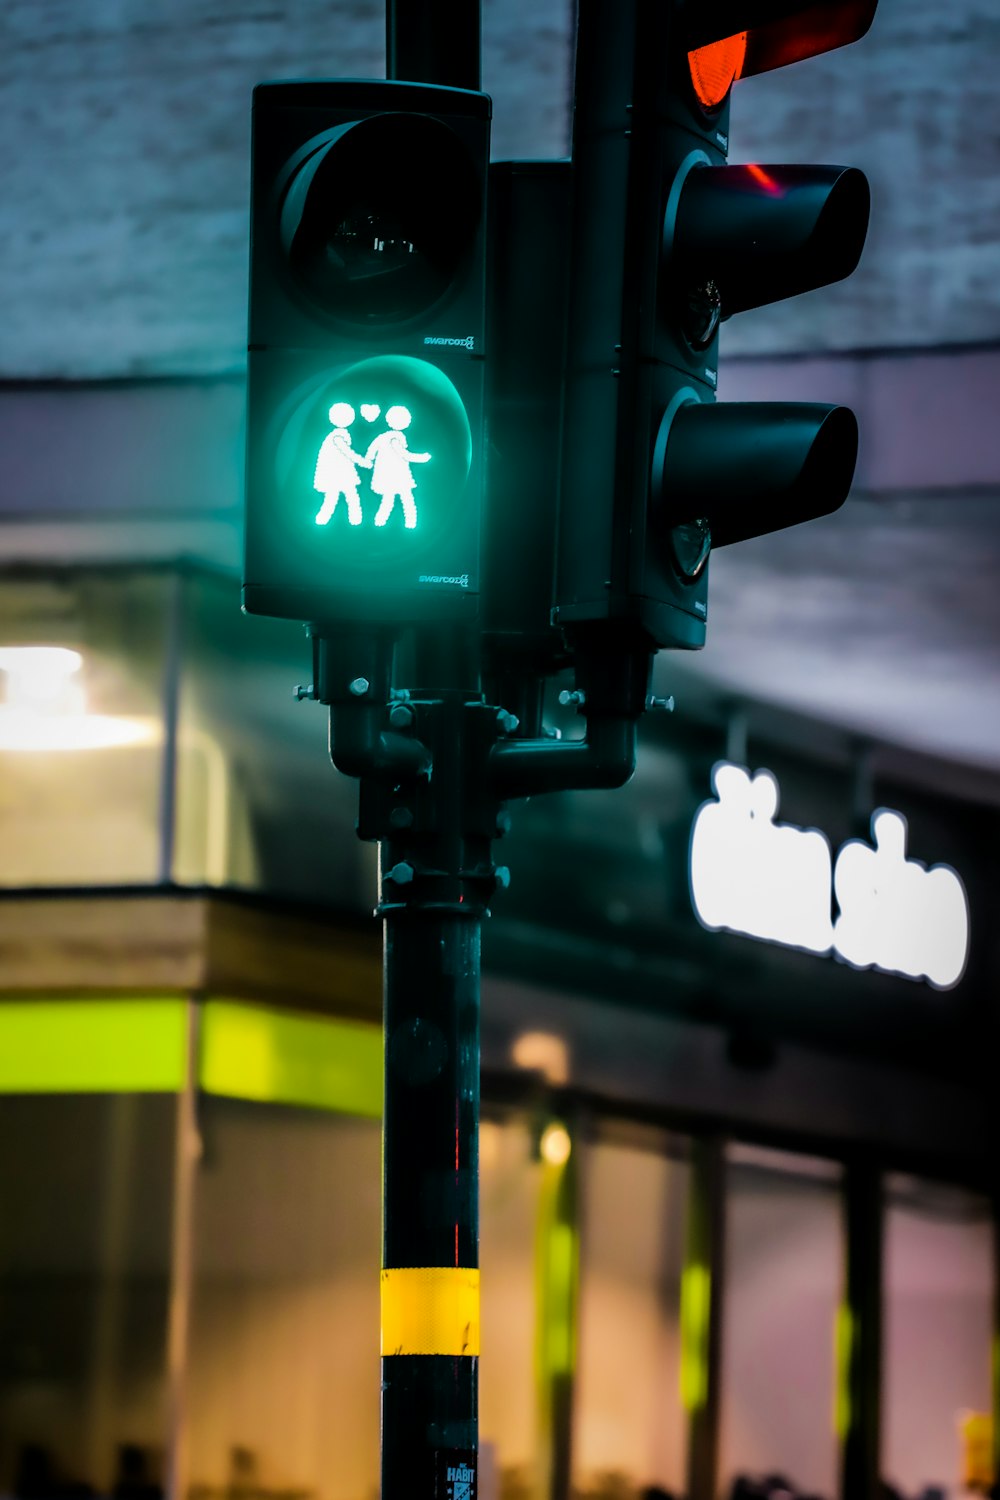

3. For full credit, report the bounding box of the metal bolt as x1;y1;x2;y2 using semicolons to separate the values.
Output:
389;807;414;831
645;694;676;713
494;865;512;891
495;810;512;837
542;726;562;741
558;689;587;708
292;683;316;702
348;676;370;697
385;861;415;886
389;702;416;730
496;709;520;735
389;688;412;703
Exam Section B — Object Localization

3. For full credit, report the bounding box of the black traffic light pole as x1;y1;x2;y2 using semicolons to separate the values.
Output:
303;9;647;1497
374;12;484;1495
314;617;644;1500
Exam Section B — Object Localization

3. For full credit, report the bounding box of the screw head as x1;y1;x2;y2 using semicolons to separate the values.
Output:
385;861;415;886
389;702;416;729
348;677;370;698
496;709;520;735
494;865;512;891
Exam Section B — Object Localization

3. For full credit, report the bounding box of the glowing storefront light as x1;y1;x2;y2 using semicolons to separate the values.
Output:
690;762;970;990
0;645;156;752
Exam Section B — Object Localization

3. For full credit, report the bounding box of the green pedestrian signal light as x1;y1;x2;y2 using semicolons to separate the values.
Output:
260;354;474;601
314;403;431;532
243;82;490;627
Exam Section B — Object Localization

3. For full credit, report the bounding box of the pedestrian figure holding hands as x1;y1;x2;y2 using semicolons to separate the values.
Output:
364;405;430;529
314;402;370;526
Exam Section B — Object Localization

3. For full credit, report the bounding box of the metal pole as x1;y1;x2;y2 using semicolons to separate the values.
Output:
386;0;481;91
684;1137;726;1500
157;570;185;886
316;624;491;1499
165;999;200;1500
374;667;489;1500
838;1163;883;1500
379;7;482;1492
381;905;481;1495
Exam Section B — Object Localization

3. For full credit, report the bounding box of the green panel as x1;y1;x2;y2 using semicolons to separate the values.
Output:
200;1000;382;1117
0;998;189;1093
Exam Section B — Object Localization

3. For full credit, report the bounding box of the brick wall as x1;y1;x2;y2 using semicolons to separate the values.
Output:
0;0;997;377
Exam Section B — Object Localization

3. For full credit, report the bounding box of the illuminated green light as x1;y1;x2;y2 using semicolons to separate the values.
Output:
535;1122;579;1390
0;998;188;1093
271;355;471;588
543;1221;578;1374
679;1261;712;1411
834;1301;855;1438
314;401;431;531
199;1000;382;1117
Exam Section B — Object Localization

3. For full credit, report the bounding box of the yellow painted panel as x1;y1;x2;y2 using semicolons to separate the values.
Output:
381;1267;480;1357
200;999;382;1117
0;998;188;1093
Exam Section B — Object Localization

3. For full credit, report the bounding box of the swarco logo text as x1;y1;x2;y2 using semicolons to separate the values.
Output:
424;335;477;351
419;573;470;588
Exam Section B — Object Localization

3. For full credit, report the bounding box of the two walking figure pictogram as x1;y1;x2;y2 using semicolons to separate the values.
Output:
314;402;430;530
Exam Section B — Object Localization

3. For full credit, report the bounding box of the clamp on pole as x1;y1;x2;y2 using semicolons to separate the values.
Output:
489;633;652;800
312;629;432;782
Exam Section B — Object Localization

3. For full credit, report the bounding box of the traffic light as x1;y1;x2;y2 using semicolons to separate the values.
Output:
243;81;491;627
483;160;572;684
555;0;877;653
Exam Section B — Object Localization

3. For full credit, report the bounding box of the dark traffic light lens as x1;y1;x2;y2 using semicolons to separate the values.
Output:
280;114;482;325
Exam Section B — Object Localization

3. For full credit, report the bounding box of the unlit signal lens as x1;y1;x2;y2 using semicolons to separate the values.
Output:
688;31;747;110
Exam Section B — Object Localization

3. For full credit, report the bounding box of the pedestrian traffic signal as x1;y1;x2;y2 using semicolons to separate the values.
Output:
243;81;491;626
555;0;876;653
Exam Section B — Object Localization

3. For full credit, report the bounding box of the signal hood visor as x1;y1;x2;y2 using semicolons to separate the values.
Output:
654;402;859;548
685;0;878;79
672;164;870;318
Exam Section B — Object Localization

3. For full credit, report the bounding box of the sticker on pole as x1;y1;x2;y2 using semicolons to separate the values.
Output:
436;1452;477;1500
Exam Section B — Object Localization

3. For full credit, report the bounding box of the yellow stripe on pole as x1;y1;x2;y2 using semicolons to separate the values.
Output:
380;1267;480;1357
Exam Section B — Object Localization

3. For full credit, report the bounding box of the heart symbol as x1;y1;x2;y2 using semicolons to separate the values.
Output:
360;404;380;423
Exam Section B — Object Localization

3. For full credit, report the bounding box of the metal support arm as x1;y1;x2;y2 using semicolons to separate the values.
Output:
490;634;653;799
490;715;637;799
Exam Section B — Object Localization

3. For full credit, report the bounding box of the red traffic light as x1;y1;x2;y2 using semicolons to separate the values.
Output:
686;1;877;107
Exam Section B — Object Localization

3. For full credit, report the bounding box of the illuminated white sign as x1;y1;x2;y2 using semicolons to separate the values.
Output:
690;763;970;990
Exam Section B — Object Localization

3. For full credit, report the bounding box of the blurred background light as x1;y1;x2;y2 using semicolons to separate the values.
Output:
539;1121;572;1168
511;1030;570;1086
0;644;156;752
